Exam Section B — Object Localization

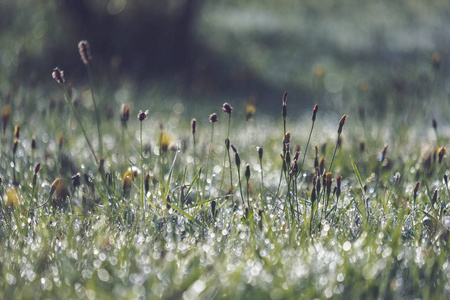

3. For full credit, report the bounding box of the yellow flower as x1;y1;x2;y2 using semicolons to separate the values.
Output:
6;187;21;208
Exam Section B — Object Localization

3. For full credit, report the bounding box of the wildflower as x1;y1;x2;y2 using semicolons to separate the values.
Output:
52;67;65;84
78;40;92;65
246;104;256;121
209;113;218;123
222;103;233;115
158;132;171;154
5;187;21;208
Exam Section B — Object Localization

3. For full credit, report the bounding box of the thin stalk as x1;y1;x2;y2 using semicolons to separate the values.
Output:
140;121;144;210
299;120;315;175
86;64;103;158
202;123;215;201
219;115;231;194
62;84;99;165
259;151;265;211
328;133;340;172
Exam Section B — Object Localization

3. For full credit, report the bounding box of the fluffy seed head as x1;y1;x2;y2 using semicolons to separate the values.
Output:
52;67;65;84
209;113;218;123
78;40;92;65
222;103;233;115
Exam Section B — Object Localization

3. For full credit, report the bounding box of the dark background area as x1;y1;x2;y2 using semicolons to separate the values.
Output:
1;0;450;116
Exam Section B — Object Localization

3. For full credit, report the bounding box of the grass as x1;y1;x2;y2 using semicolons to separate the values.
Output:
1;40;450;300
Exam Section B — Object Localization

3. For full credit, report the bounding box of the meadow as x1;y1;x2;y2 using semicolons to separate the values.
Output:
1;1;450;299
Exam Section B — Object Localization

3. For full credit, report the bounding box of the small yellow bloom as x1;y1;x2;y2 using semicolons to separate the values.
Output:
6;187;21;208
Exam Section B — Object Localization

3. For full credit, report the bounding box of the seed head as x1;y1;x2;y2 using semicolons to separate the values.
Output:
137;110;148;121
225;138;230;150
50;178;60;197
231;144;238;154
336;174;342;198
338;114;348;135
326;172;333;196
31;137;36;150
145;173;150;194
381;144;388;162
413;181;420;200
71;173;81;189
438;147;447;164
78;40;92;65
282;92;287;118
284;132;290;145
14;125;20;139
432;189;438;206
52;67;65;84
191;118;197;134
34;163;41;175
312;104;318;122
121;104;130;125
432;118;438;130
319;157;325;175
222;103;233;115
245;164;251;180
209;113;218;123
444;174;448;186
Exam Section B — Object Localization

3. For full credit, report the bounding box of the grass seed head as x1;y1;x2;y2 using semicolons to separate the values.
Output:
31;137;36;150
222;103;233;115
432;118;438;130
257;147;263;160
444;174;448;186
191;118;197;134
336;174;342;198
438;147;447;164
121;104;130;125
338;114;348;134
432;189;438;206
52;67;65;84
326;172;333;196
245;164;251;180
209;113;218;123
381;144;388;162
14;125;19;139
312;104;318;122
71;173;81;189
34;163;41;175
319;157;325;175
137;110;148;121
282;91;287;118
360;141;365;153
78;40;92;65
413;181;420;200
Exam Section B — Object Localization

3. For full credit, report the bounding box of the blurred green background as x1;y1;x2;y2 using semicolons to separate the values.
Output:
1;0;450;117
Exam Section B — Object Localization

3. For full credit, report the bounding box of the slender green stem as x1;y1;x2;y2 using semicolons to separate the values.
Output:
202;123;215;201
140;121;144;210
299;120;315;175
86;64;103;158
62;84;99;165
237;166;244;208
259;156;265;211
328;133;341;172
219;115;231;195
